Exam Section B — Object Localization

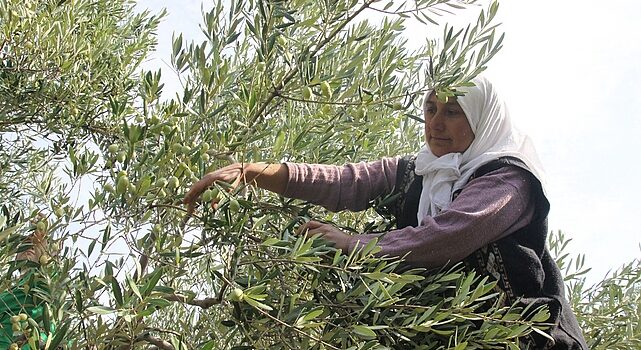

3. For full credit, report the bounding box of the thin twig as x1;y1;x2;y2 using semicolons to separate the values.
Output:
252;307;341;350
368;0;458;15
149;203;195;216
163;293;222;309
274;87;428;106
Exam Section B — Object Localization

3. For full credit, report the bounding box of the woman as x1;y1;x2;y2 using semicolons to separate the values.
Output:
184;76;587;349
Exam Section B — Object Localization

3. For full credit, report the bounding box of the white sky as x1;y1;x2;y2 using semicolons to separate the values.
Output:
136;0;641;282
481;1;641;282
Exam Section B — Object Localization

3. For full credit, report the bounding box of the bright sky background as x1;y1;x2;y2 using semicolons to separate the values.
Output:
136;0;641;283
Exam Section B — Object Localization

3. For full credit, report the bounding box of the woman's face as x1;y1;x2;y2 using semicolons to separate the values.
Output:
424;93;475;157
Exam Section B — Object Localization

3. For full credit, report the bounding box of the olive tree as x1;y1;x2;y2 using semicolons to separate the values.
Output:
0;0;597;349
1;0;163;348
548;231;641;350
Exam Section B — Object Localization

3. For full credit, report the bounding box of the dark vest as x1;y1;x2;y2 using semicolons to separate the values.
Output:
385;156;588;349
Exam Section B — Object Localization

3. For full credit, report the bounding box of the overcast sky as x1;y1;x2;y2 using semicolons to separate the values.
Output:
136;0;641;282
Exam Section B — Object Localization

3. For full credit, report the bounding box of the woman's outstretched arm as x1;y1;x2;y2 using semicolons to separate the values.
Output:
183;162;289;214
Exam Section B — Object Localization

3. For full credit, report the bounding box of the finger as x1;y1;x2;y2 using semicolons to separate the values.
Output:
295;220;322;236
294;222;307;236
304;227;327;238
185;175;222;205
183;175;212;204
295;221;308;235
186;202;196;217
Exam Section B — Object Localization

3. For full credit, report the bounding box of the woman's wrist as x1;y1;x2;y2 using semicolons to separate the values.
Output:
243;163;288;194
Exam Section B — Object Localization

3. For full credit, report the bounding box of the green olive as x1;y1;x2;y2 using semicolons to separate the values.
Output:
302;86;313;100
39;254;51;266
211;188;220;200
116;176;130;195
104;183;115;193
107;144;119;154
320;81;332;99
116;151;126;163
229;288;244;302
155;177;168;188
229;198;241;212
54;207;65;217
202;189;213;202
168;176;180;189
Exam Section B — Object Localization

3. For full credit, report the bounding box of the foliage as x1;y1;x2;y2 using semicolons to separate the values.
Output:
0;0;163;208
548;231;641;350
2;0;636;349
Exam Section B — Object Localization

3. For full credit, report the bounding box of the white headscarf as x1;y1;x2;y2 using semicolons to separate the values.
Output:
415;76;546;224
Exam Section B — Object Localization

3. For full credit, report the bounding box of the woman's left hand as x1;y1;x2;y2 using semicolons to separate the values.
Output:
297;220;353;251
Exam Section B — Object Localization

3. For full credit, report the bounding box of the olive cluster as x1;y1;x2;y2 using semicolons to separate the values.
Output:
8;312;39;349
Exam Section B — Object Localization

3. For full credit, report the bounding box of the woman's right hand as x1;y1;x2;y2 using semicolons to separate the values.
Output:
183;162;289;216
184;163;245;215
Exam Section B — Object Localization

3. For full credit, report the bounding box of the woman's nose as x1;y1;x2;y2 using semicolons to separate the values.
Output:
428;112;445;131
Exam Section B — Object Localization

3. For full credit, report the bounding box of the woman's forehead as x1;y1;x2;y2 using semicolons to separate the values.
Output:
426;92;460;105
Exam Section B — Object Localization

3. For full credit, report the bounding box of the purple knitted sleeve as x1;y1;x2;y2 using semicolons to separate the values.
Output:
282;157;399;212
282;159;535;270
348;166;536;269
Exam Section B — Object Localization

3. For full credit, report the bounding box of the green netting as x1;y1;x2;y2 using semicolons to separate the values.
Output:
0;272;48;350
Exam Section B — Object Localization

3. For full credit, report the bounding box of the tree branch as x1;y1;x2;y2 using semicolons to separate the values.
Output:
142;334;175;350
117;331;176;350
163;293;223;309
248;0;380;126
